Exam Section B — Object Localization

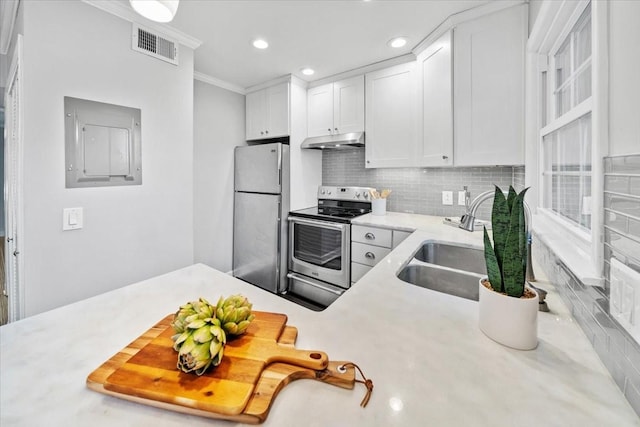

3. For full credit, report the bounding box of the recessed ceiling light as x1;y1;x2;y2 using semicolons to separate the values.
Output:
253;39;269;49
301;68;315;76
129;0;179;23
388;37;408;48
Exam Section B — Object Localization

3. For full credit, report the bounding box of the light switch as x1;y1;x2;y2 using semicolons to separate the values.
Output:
458;191;467;206
442;191;453;206
63;207;83;231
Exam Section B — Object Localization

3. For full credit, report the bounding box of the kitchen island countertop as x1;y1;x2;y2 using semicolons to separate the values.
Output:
1;213;638;426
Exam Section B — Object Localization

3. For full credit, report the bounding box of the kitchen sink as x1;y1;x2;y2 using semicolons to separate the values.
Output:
396;241;486;301
397;263;482;301
413;241;486;275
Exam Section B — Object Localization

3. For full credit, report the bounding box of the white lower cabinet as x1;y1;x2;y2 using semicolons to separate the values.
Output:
351;225;412;284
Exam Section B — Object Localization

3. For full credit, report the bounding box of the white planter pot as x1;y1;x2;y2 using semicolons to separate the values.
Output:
478;278;539;350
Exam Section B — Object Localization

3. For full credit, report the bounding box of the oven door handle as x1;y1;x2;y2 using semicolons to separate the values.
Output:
288;216;348;231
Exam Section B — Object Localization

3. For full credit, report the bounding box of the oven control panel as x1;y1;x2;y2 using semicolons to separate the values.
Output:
318;186;376;201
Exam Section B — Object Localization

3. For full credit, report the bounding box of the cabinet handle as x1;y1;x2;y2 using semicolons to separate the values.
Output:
365;252;375;260
260;131;264;135
334;127;338;132
265;130;269;134
364;232;375;240
442;155;448;160
327;128;332;132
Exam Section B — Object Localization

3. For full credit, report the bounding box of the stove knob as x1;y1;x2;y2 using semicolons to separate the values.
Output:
321;189;325;195
363;192;369;199
328;190;332;195
355;192;361;198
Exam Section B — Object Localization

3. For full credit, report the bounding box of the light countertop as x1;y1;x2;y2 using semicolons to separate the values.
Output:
1;212;638;426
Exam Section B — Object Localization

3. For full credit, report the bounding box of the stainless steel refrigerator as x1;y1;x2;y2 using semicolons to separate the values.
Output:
233;143;290;294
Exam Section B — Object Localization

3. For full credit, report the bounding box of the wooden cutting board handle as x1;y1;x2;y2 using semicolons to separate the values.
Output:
264;345;329;370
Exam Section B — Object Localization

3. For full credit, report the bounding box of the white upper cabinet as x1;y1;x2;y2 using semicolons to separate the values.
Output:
307;75;364;137
246;82;290;140
453;4;526;166
418;30;454;166
365;62;420;168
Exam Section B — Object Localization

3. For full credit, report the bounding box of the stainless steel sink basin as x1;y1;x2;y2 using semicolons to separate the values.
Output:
396;241;486;301
397;263;482;301
413;241;486;275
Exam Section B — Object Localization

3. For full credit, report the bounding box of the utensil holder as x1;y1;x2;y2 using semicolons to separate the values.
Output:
372;199;386;216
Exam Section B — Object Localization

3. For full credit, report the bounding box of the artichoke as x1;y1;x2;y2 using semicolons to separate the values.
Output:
171;298;225;375
216;294;255;336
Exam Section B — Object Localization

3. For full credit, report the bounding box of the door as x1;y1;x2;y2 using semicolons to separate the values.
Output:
4;35;24;323
453;4;526;166
333;75;364;135
234;143;282;194
245;89;266;140
233;192;281;293
307;83;333;137
420;30;454;166
266;83;290;138
365;62;420;168
288;217;350;288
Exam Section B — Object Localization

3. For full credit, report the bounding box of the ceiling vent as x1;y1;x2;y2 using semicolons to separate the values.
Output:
132;24;179;65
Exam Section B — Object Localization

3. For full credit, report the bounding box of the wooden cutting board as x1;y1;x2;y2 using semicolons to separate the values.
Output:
87;312;352;423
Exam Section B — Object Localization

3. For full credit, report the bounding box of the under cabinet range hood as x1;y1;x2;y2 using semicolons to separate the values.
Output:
300;132;365;150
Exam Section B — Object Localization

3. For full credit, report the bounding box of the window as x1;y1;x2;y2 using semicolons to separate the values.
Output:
540;2;593;235
542;113;592;230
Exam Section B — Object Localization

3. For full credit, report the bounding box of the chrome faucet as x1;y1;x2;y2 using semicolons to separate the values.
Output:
459;190;536;283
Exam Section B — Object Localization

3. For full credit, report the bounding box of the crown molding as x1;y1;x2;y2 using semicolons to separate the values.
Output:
0;0;19;55
194;71;246;95
413;0;526;56
81;0;202;49
307;53;415;88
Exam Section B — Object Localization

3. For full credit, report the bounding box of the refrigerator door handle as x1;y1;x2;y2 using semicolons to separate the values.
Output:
275;200;282;292
277;145;282;187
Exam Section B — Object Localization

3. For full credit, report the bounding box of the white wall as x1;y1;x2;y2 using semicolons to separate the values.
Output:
21;1;194;316
289;79;321;210
608;0;640;156
193;80;245;272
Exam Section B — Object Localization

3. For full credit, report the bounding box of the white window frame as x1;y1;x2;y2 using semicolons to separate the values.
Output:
526;0;608;285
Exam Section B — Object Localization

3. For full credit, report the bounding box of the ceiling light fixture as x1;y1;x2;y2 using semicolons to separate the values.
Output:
253;39;269;49
129;0;179;23
301;68;315;76
388;37;408;48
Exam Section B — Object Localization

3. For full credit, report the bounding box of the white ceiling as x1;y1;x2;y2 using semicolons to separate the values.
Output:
138;0;492;89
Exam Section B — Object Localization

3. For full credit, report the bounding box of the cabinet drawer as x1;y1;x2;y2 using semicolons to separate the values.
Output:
351;242;391;267
351;262;372;283
351;225;392;248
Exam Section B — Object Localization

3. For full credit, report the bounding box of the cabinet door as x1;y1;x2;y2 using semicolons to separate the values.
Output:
266;82;290;138
307;83;334;137
419;31;453;166
246;89;267;140
365;62;419;168
333;75;364;135
453;4;526;166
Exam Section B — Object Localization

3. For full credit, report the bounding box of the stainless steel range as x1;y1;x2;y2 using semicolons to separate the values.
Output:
285;186;374;310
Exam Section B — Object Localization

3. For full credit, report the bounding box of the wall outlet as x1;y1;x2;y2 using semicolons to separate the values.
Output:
458;191;467;206
442;191;453;205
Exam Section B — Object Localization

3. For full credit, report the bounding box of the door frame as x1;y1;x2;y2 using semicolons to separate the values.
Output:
4;33;25;321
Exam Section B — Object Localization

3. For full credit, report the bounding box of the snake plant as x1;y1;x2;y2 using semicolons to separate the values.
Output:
483;185;529;298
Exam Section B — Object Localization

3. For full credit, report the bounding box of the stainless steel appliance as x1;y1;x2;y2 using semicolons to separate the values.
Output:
286;186;373;310
233;143;289;294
